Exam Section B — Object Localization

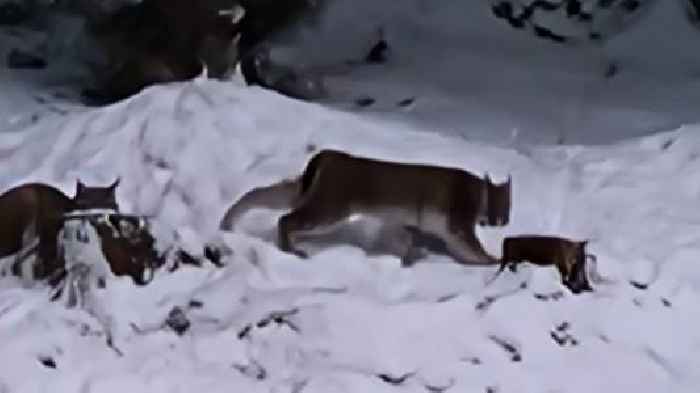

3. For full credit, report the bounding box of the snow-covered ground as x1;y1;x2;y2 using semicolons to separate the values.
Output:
1;1;700;392
0;78;699;392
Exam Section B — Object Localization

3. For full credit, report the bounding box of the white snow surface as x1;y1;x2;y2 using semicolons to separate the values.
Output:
2;0;700;391
0;77;699;392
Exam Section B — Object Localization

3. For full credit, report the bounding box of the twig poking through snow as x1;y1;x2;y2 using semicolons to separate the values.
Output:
377;372;415;385
533;291;565;301
131;303;209;337
237;308;301;340
629;280;649;290
425;378;455;393
475;296;495;311
397;97;416;108
476;281;529;312
550;321;579;347
105;335;123;357
436;293;459;303
232;358;267;380
488;335;522;362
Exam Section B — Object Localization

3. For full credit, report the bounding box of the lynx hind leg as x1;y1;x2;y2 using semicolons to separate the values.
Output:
374;224;422;266
277;204;350;258
440;229;497;266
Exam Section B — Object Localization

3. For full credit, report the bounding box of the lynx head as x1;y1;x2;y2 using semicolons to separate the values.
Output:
562;240;593;294
74;178;120;211
479;173;511;227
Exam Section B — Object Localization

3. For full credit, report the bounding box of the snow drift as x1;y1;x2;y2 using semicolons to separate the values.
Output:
0;77;698;392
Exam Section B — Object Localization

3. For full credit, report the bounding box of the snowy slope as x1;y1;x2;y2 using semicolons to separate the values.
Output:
0;78;699;392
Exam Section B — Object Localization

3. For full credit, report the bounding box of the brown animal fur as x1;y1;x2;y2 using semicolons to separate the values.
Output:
495;235;593;293
0;178;121;284
220;149;511;265
0;183;73;281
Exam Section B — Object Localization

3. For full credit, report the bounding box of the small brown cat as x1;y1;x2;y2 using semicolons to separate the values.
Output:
494;235;594;294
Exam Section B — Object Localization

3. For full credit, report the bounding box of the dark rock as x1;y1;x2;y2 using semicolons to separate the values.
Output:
7;49;47;70
533;25;567;43
365;39;389;64
165;307;191;335
566;0;581;17
492;2;513;19
203;244;223;267
622;0;640;12
188;299;204;309
355;97;375;107
475;296;494;311
0;2;30;26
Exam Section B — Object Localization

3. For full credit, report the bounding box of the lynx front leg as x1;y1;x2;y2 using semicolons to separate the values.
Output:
277;205;350;259
399;228;424;267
